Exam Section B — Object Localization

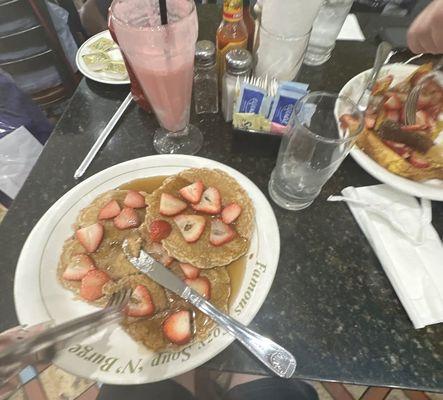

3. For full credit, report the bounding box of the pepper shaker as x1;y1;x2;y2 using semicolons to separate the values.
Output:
194;40;218;114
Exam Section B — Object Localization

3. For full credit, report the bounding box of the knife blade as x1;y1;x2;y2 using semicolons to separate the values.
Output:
125;246;297;378
126;248;192;299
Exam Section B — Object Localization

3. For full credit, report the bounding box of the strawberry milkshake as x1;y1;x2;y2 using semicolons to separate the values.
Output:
110;0;203;154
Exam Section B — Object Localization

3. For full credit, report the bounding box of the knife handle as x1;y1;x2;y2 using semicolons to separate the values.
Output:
187;291;296;378
357;41;393;112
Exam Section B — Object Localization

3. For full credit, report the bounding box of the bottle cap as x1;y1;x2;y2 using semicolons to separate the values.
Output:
225;48;252;76
195;40;216;67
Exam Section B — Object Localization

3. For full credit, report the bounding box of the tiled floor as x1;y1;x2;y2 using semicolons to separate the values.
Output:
8;365;443;400
0;205;6;223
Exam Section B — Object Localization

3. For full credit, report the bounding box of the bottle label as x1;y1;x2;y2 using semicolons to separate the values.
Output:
223;0;243;22
216;39;248;79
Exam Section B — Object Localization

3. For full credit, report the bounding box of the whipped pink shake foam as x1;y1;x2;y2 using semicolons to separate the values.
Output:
111;0;198;132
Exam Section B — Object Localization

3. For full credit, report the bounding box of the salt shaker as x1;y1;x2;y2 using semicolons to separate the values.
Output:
194;40;218;114
222;48;252;122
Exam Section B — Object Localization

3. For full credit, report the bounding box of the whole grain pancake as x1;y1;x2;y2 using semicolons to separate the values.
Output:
122;262;230;351
143;169;254;268
58;190;147;302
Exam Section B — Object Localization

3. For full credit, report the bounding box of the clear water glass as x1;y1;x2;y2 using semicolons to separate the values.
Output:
304;0;354;66
255;25;311;81
268;92;363;211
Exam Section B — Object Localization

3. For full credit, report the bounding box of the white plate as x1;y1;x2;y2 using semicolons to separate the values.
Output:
339;63;443;201
14;155;280;385
76;30;130;85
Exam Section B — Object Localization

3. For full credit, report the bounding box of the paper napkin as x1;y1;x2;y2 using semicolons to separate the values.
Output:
328;184;443;329
338;14;366;42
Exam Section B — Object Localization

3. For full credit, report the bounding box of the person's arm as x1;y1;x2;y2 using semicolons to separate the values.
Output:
407;0;443;54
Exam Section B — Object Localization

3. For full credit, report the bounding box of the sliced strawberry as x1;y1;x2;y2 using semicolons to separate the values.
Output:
126;285;155;317
159;193;187;216
80;270;110;301
149;220;172;242
415;110;430;128
163;310;192;345
149;242;174;266
371;75;393;95
179;181;204;204
123;190;146;209
98;200;121;220
339;114;360;132
409;152;430;168
383;140;411;158
364;114;376;130
76;223;104;253
179;263;200;279
63;254;95;280
113;207;140;230
174;215;206;243
383;93;401;110
221;203;242;224
385;110;400;123
191;187;221;214
185;277;211;299
209;219;236;247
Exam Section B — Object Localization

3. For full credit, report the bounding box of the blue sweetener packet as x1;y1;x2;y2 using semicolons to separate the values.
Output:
269;88;305;126
279;81;309;95
236;82;267;115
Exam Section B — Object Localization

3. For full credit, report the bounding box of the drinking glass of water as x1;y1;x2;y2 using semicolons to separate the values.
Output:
268;92;363;211
304;0;354;66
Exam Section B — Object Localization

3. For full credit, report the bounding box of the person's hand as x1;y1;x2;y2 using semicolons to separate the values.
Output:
407;0;443;54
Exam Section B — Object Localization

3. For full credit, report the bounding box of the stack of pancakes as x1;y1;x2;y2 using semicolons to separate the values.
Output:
58;169;255;351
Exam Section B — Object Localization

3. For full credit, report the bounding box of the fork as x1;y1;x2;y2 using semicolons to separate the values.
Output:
0;289;131;391
404;57;443;125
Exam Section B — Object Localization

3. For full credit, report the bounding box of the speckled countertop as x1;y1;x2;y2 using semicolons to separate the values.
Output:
0;8;442;393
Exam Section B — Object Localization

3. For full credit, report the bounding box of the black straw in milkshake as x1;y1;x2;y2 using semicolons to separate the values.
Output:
159;0;168;25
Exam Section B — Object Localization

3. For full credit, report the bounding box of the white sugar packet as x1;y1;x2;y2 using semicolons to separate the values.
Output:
328;184;443;329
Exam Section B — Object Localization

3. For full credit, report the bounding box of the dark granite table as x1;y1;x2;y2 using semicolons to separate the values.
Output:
1;6;442;393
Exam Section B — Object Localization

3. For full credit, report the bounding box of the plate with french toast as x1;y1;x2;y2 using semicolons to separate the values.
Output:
14;155;280;384
339;63;443;200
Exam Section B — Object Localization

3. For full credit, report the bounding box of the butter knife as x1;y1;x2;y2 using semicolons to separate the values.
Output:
126;248;296;378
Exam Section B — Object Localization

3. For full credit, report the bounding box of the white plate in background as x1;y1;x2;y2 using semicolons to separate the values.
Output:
339;63;443;201
76;30;130;85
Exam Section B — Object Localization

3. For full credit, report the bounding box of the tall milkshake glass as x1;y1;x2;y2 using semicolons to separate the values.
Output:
110;0;202;154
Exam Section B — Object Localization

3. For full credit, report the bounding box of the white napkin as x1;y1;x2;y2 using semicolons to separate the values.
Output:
337;14;366;42
328;184;443;329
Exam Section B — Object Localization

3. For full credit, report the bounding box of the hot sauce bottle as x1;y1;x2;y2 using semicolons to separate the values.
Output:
216;0;249;80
